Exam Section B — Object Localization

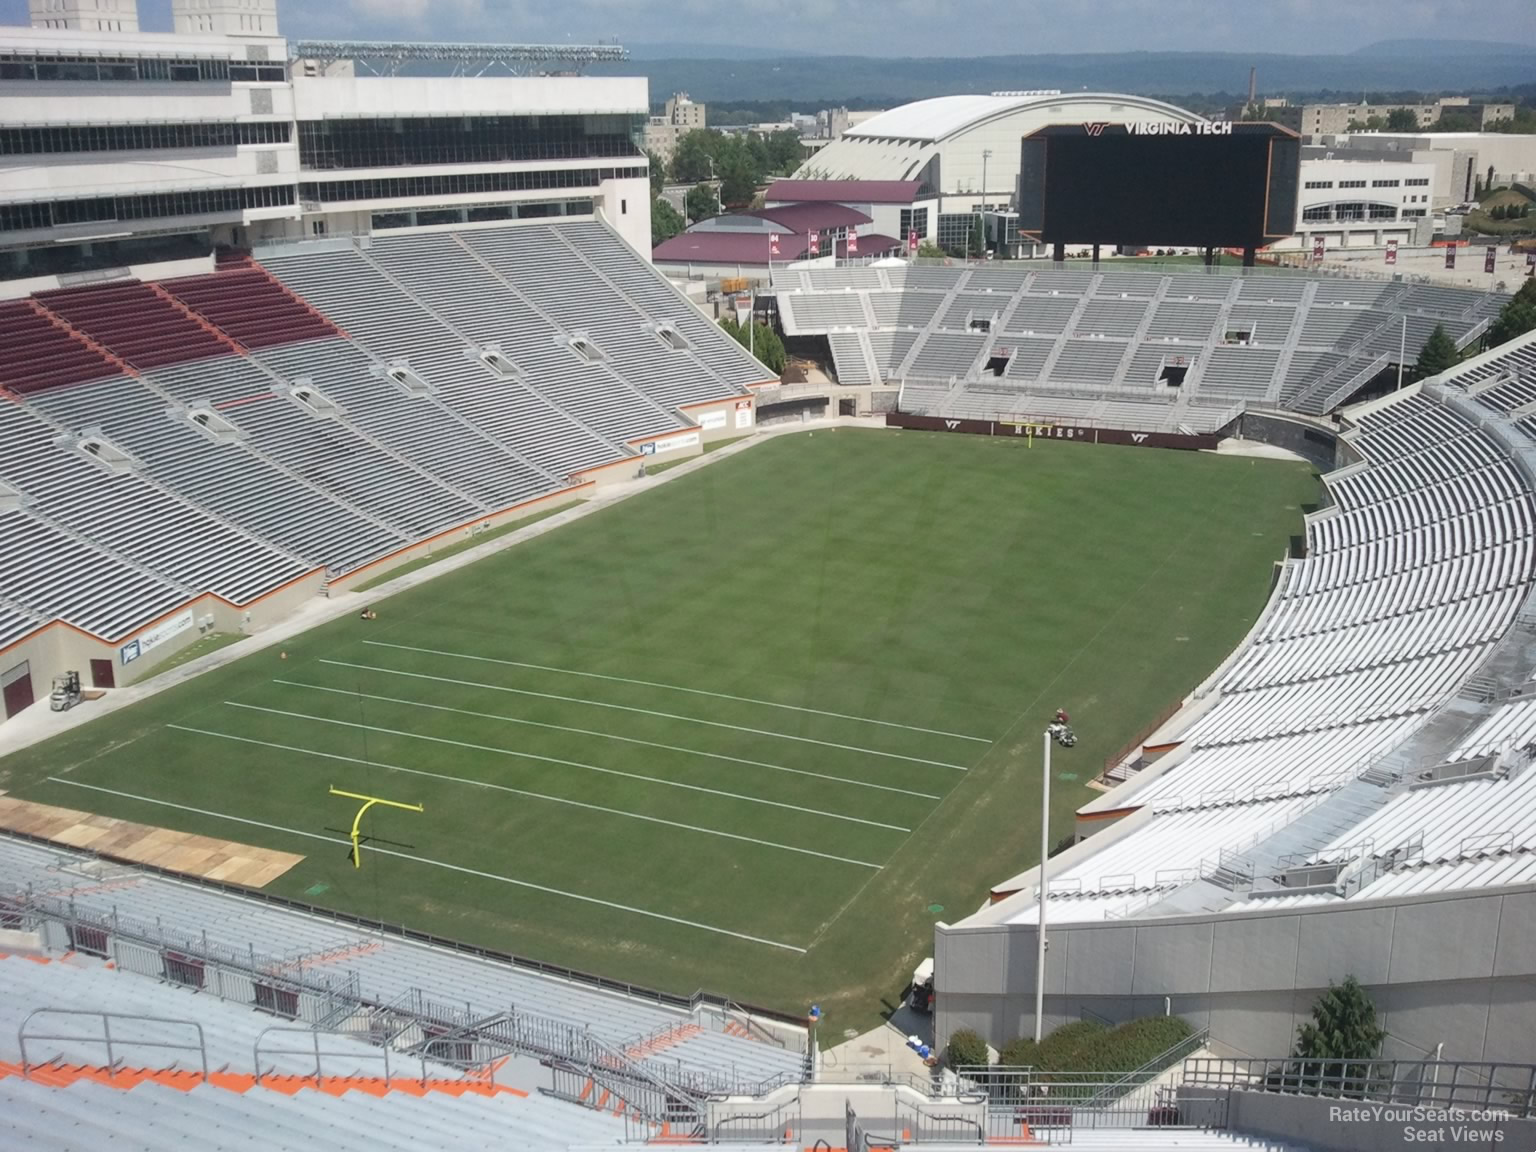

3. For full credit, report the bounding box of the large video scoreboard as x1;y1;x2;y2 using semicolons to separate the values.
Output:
1016;120;1300;250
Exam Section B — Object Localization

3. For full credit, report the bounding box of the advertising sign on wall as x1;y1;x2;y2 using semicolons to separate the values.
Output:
120;609;195;665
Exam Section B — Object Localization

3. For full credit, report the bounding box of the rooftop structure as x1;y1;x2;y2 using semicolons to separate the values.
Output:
0;5;651;289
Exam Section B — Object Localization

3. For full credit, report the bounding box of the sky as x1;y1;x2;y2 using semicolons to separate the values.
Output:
3;0;1534;56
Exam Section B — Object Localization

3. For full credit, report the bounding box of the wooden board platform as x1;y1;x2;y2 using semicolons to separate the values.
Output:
0;796;303;888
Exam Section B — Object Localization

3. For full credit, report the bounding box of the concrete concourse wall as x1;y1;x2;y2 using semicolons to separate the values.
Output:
934;885;1536;1066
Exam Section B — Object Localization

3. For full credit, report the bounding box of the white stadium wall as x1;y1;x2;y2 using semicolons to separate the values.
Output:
935;885;1536;1065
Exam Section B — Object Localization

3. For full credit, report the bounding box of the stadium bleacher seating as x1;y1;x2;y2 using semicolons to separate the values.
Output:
1012;350;1536;925
0;219;763;651
0;834;806;1098
775;262;1503;427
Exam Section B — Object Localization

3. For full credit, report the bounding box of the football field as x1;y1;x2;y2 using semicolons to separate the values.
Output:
0;427;1316;1027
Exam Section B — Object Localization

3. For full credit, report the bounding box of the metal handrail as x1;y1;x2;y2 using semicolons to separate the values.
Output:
1079;1028;1210;1109
254;1024;408;1089
1182;1055;1536;1117
0;827;806;1028
19;1008;208;1082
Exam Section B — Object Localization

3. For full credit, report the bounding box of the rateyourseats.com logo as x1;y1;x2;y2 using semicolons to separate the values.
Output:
1329;1104;1512;1143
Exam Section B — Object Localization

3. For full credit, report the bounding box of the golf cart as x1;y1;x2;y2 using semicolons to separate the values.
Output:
907;957;935;1013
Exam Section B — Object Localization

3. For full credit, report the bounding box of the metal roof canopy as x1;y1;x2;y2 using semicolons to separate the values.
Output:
289;40;628;77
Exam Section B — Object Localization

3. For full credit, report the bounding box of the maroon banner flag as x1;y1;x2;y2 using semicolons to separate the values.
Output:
1385;240;1398;265
769;232;780;257
1312;236;1325;263
808;231;819;255
909;230;920;253
1445;245;1457;270
1486;246;1498;275
846;230;859;253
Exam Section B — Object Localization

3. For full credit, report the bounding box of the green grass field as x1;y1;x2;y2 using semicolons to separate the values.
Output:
0;428;1315;1030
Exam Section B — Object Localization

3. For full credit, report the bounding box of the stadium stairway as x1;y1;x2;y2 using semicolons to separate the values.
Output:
1135;775;1402;917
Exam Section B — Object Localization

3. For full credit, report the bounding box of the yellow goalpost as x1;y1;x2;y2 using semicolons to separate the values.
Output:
329;786;424;870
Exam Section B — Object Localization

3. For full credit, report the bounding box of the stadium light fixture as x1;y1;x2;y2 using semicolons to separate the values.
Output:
1035;727;1051;1043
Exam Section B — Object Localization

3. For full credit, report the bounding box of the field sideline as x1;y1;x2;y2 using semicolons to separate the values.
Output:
0;427;1316;1029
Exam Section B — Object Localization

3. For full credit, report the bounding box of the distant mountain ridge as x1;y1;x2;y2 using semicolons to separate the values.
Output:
593;45;1536;106
1351;38;1536;57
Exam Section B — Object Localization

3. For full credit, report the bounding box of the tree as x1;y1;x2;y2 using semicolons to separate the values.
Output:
944;1027;989;1069
1488;278;1536;348
917;239;946;259
765;129;805;175
1292;976;1385;1066
685;182;720;224
719;153;758;208
671;130;716;184
651;198;685;247
719;315;786;375
646;150;667;198
1384;107;1418;131
968;216;987;259
1414;323;1458;380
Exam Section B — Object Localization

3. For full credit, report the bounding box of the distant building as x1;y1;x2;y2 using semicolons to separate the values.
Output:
644;91;706;164
763;179;936;246
816;107;884;141
795;91;1201;252
1300;98;1516;138
1313;132;1536;207
652;201;900;280
1285;155;1439;251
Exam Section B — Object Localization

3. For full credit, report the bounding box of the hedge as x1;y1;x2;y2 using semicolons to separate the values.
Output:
1002;1016;1193;1076
945;1027;989;1068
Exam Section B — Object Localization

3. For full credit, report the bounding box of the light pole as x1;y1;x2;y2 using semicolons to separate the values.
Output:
1034;727;1051;1043
981;149;992;261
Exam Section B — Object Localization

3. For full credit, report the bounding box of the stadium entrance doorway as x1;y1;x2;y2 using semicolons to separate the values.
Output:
90;660;115;689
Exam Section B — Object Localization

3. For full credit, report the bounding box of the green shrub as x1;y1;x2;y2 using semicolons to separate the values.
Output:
999;1035;1039;1066
945;1027;990;1068
1062;1016;1195;1077
1002;1016;1193;1075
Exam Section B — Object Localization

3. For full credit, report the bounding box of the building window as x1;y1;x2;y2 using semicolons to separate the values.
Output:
937;213;977;251
898;206;929;238
1338;179;1366;189
297;115;644;172
0;184;297;233
1367;203;1397;220
1371;179;1400;188
1405;177;1430;186
621;198;627;215
0;52;235;83
0;121;290;155
298;168;642;206
1303;180;1334;190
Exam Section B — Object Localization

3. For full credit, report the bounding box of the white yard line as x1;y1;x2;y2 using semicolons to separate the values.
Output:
219;703;908;837
320;659;972;772
275;679;936;805
44;777;808;954
362;640;991;742
176;718;905;841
